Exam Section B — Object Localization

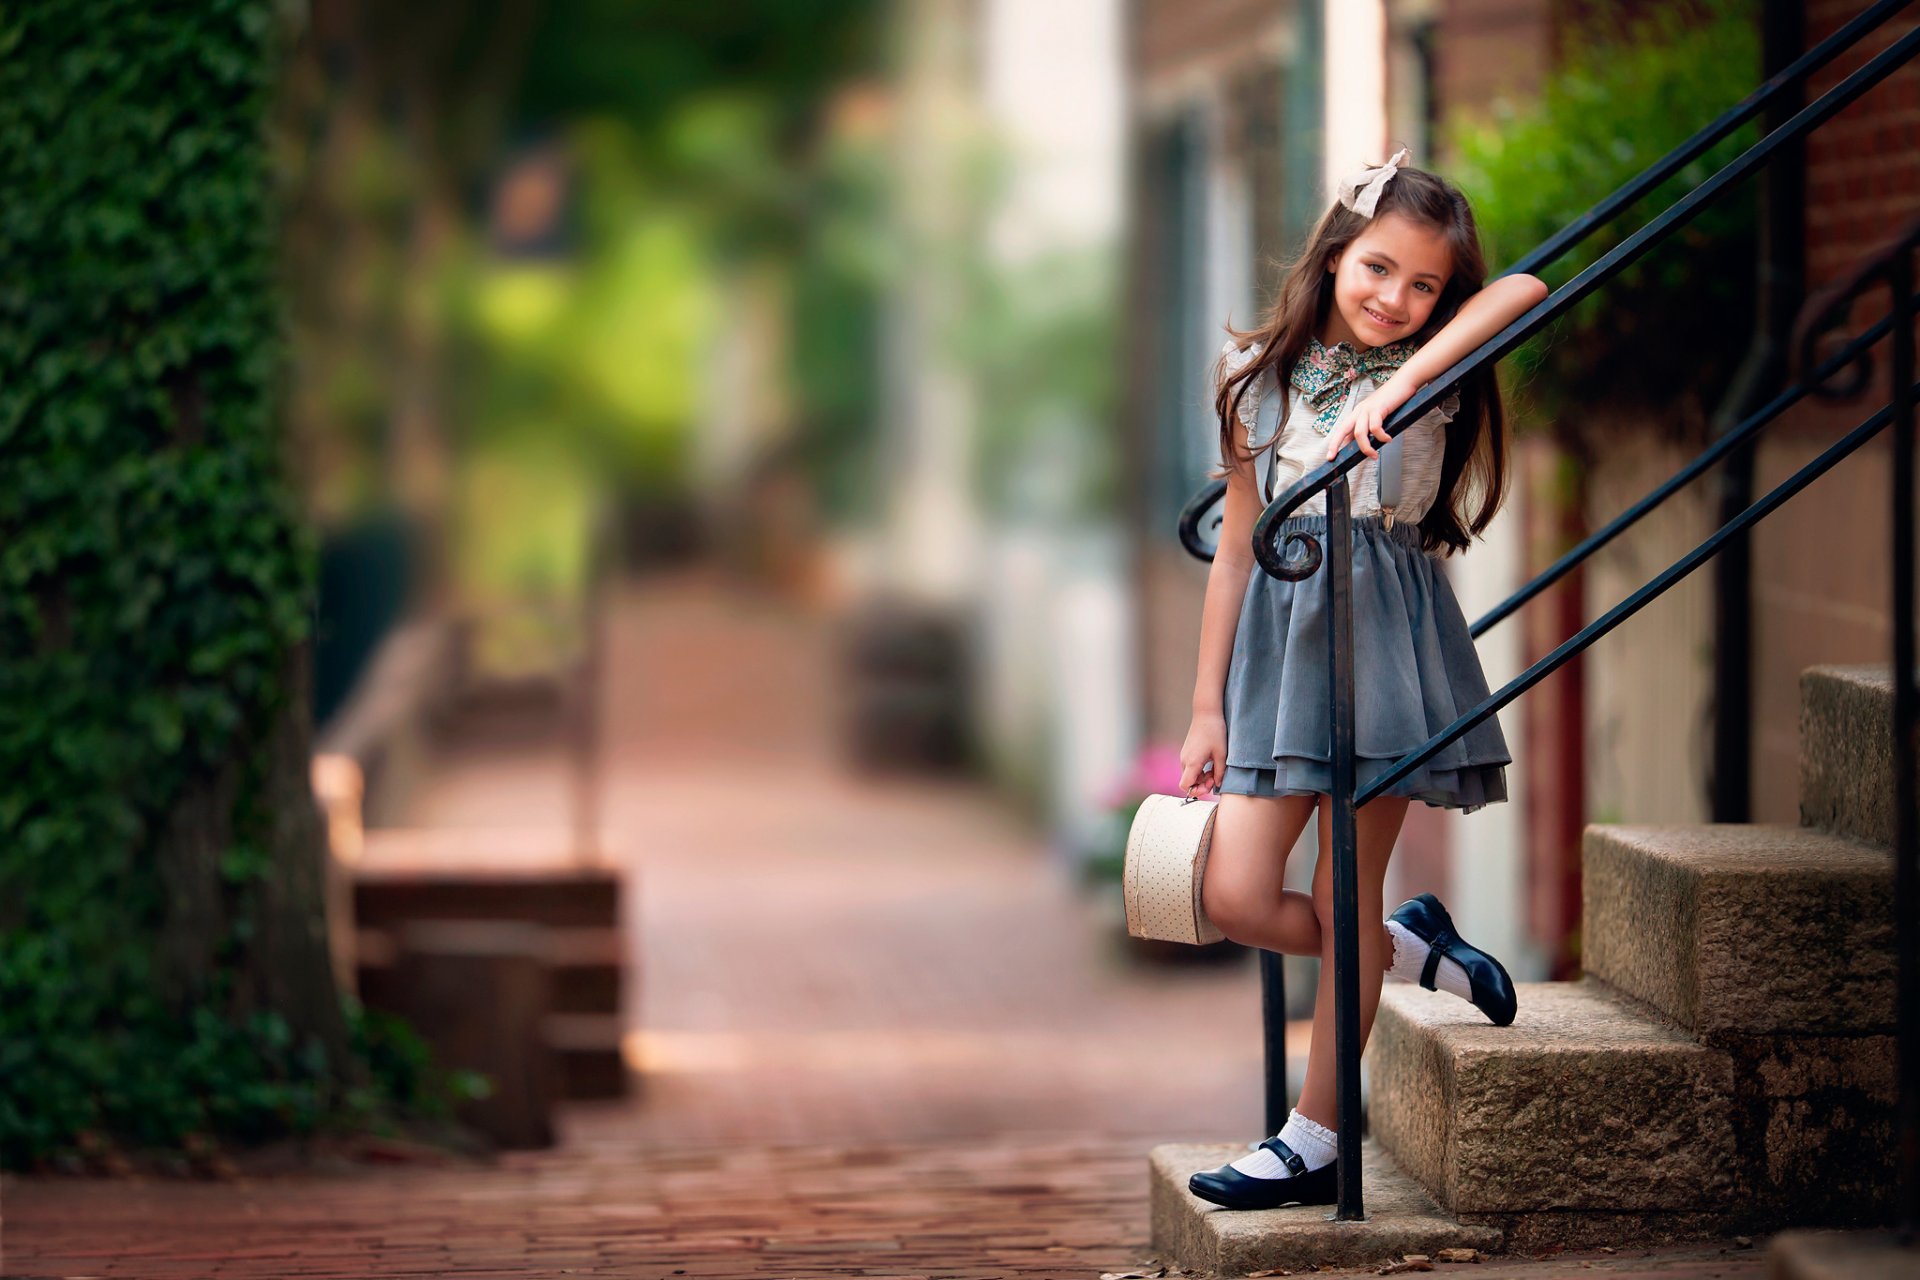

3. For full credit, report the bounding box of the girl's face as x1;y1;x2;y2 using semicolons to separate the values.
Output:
1321;213;1453;350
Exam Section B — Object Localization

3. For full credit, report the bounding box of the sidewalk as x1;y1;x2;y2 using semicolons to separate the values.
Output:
0;566;1770;1277
412;564;1281;1151
2;1133;1776;1278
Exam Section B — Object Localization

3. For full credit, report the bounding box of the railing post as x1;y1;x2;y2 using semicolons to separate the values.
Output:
1324;478;1365;1220
1261;951;1289;1136
1889;250;1918;1241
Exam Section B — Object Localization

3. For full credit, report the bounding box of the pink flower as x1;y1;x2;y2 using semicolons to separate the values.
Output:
1098;743;1187;809
1134;745;1185;796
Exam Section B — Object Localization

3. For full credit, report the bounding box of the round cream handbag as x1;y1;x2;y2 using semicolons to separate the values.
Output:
1123;791;1227;945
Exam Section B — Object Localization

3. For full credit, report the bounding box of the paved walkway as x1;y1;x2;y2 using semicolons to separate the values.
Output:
406;565;1285;1150
3;1135;1778;1278
1;567;1770;1277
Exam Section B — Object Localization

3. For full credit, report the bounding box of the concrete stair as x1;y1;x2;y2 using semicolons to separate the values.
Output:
1366;667;1899;1244
1149;1139;1500;1275
1155;665;1903;1273
1799;665;1900;847
1369;980;1737;1237
1582;824;1895;1037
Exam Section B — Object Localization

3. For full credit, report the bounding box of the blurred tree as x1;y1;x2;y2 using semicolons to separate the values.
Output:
514;1;893;538
783;96;895;526
279;0;887;545
278;0;886;683
279;0;540;533
516;0;881;168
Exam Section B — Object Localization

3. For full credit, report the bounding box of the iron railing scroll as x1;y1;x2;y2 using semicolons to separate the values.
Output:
1174;1;1920;1224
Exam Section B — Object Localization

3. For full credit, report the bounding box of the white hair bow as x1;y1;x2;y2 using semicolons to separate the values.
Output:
1337;146;1412;218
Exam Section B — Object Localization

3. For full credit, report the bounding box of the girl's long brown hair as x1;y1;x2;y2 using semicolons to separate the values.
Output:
1212;164;1509;557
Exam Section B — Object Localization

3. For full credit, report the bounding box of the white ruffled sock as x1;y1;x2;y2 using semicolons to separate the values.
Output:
1386;917;1474;1002
1228;1108;1338;1179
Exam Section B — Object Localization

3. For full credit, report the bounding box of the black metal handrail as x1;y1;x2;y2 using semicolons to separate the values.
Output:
1178;2;1920;1224
1467;302;1905;638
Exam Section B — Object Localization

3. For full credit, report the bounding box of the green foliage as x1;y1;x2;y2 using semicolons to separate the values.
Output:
451;122;722;486
787;121;895;526
516;0;885;157
0;0;453;1169
938;129;1122;527
438;118;731;672
513;1;892;528
1445;0;1761;439
961;246;1123;525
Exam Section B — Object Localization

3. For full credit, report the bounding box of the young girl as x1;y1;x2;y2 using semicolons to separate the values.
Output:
1177;148;1549;1211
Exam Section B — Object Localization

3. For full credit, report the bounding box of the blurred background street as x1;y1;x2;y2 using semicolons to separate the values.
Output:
420;564;1286;1152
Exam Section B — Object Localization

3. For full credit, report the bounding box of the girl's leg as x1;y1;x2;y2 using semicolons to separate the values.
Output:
1200;792;1323;956
1293;793;1412;1131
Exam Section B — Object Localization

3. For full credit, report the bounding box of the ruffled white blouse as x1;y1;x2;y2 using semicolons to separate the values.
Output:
1218;338;1462;527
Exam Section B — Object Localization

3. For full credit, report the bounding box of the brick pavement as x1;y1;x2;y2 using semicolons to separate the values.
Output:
0;568;1773;1277
417;566;1289;1151
3;1133;1777;1278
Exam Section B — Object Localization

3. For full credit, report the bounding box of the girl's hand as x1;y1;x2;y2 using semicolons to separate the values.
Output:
1325;378;1415;460
1180;713;1228;797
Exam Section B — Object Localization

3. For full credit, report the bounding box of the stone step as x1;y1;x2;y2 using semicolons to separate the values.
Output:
1149;1138;1501;1275
1801;665;1901;847
1582;824;1894;1037
1367;980;1737;1223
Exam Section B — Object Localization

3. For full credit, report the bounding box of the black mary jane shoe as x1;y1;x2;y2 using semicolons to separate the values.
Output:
1389;891;1518;1027
1187;1136;1337;1210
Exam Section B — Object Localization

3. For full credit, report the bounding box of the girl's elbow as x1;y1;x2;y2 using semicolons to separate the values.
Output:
1515;273;1550;306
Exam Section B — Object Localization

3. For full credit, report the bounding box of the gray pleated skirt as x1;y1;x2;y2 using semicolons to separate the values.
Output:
1219;513;1511;813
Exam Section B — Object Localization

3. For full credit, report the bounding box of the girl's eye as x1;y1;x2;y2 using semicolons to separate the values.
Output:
1374;264;1436;297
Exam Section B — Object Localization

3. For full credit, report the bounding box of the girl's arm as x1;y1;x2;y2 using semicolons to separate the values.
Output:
1396;273;1550;389
1180;454;1260;795
1327;273;1551;459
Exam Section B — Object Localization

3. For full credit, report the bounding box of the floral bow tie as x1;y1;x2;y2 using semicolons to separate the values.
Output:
1290;335;1421;435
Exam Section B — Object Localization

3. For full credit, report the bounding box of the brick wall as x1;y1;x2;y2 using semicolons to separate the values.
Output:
1433;0;1555;123
1740;3;1920;825
1805;0;1920;291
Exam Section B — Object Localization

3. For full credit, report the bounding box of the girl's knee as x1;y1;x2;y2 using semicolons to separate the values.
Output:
1202;875;1259;943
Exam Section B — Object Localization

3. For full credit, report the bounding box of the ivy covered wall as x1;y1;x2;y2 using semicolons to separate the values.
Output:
0;0;399;1168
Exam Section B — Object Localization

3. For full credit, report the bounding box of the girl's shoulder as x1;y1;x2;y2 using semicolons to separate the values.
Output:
1217;339;1271;439
1218;337;1263;376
